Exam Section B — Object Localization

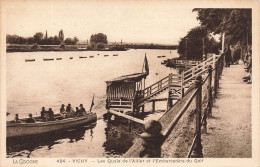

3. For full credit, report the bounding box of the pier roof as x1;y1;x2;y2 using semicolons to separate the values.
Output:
106;72;147;84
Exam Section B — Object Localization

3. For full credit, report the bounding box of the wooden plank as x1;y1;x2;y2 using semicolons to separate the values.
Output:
108;110;145;124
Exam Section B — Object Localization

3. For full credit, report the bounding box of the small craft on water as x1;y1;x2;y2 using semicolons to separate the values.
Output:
25;59;35;62
56;58;62;60
89;56;94;58
161;55;166;58
157;56;161;58
7;113;97;138
79;56;87;59
104;55;109;57
113;54;118;56
70;57;73;59
43;58;54;61
7;95;97;138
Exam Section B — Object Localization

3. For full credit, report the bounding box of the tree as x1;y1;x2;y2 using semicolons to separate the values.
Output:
72;37;79;45
64;38;72;45
59;29;64;41
177;26;219;60
33;32;44;44
90;33;108;44
53;35;62;45
193;9;252;47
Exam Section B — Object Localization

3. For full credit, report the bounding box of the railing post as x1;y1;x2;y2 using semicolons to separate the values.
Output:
167;74;173;110
214;59;218;98
139;120;164;158
208;65;213;116
181;72;184;98
191;75;203;158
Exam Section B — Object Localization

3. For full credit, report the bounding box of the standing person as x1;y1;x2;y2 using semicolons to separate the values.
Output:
14;114;21;123
224;46;232;67
26;113;36;123
234;45;241;64
79;104;87;115
230;45;235;65
41;107;47;120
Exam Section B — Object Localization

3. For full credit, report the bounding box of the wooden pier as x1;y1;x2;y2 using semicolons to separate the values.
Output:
122;53;225;158
106;55;220;124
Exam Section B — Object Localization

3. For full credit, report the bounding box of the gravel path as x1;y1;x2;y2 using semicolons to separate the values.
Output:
202;62;252;158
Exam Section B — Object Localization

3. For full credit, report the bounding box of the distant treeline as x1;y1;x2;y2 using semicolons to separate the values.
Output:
110;44;178;50
6;30;79;45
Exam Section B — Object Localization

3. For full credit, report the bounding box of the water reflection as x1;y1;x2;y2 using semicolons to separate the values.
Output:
6;123;96;158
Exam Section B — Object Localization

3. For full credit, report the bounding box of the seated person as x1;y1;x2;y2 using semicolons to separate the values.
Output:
26;113;36;123
14;114;21;123
60;104;66;118
79;104;87;115
76;107;84;117
41;107;47;120
47;108;55;121
67;108;76;118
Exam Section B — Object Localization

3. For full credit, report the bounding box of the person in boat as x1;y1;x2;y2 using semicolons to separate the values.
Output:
79;104;87;114
75;107;82;117
60;104;66;118
47;108;55;121
66;104;76;118
26;113;36;123
41;107;47;120
14;114;21;123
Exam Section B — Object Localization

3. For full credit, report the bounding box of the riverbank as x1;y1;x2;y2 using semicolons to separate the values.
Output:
6;44;127;53
202;61;251;157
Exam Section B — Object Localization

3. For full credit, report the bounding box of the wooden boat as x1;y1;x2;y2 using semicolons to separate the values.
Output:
79;56;87;58
7;113;97;138
104;55;109;57
70;57;73;59
113;54;118;56
43;58;54;61
157;56;161;58
89;56;94;58
56;58;62;60
25;59;35;62
161;55;166;58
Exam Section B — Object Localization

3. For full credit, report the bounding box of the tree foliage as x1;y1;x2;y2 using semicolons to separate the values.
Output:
59;29;64;41
193;9;252;47
90;33;108;44
6;30;78;45
177;26;219;60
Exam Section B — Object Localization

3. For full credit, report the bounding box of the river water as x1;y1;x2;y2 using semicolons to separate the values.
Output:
6;49;179;158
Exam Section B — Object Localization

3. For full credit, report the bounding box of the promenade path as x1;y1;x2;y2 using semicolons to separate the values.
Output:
202;61;252;158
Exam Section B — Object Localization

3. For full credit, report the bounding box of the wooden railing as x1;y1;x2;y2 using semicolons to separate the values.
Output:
123;54;225;158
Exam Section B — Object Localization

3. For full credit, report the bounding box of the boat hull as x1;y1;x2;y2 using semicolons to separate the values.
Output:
7;113;97;138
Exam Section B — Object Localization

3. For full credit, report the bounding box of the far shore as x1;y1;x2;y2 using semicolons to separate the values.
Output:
6;44;177;53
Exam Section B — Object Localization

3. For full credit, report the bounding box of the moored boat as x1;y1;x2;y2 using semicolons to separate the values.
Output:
56;58;62;60
104;55;109;57
43;58;54;61
157;56;161;58
89;56;94;58
7;113;97;138
70;57;73;59
79;56;87;58
113;54;118;56
25;59;35;62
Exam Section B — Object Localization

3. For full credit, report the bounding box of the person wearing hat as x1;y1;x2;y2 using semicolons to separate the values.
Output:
26;113;36;123
14;114;21;123
79;104;87;115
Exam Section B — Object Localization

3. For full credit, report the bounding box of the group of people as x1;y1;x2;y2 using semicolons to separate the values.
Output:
41;107;55;121
59;103;87;119
223;45;241;67
13;103;88;123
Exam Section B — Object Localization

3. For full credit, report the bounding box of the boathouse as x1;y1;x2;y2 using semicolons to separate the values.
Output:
105;72;148;112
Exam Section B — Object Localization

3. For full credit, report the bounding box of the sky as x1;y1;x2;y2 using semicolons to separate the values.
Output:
5;0;201;45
